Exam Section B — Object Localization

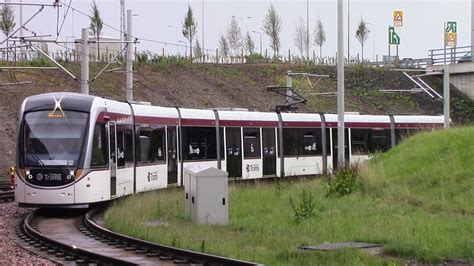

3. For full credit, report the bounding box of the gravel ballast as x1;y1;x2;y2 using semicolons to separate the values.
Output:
0;201;52;265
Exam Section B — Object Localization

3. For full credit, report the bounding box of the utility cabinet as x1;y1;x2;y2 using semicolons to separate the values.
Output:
184;165;228;225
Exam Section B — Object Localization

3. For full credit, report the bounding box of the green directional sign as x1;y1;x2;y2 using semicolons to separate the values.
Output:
388;26;400;45
445;21;457;33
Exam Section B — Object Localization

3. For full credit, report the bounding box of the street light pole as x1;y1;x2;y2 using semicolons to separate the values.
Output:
179;40;187;58
252;30;262;55
168;25;179;55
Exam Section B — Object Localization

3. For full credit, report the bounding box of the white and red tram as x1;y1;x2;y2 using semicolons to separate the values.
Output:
14;93;443;207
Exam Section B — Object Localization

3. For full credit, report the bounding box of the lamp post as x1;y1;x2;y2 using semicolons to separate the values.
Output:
252;30;262;55
168;25;179;55
366;22;375;62
179;40;187;58
306;0;309;59
347;0;350;61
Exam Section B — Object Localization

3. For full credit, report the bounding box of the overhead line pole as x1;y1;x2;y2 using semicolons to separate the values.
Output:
306;0;309;60
126;9;133;101
337;0;345;167
80;28;89;94
347;0;350;61
20;0;24;60
202;0;204;60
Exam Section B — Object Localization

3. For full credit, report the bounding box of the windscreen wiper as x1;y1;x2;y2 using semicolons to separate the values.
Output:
25;146;45;166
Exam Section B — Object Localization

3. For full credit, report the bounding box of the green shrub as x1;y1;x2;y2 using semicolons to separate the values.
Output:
289;189;317;223
30;56;52;67
327;166;359;197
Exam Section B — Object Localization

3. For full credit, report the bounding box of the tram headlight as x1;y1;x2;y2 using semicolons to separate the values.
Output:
66;170;74;180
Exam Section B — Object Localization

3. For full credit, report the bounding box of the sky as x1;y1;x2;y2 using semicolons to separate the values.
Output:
10;0;472;61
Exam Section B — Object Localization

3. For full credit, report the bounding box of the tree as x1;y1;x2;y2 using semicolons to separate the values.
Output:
0;4;16;61
226;16;242;55
314;18;326;59
182;5;198;62
193;39;203;62
218;33;229;58
89;0;103;61
293;17;308;57
262;3;282;57
243;31;255;55
355;18;370;62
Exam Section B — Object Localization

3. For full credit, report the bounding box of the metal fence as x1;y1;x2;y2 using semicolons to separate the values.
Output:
429;45;472;65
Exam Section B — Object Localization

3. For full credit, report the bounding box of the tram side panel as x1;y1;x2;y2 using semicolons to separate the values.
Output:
282;127;328;176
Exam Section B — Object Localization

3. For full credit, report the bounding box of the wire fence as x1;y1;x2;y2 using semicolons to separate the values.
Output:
0;46;405;67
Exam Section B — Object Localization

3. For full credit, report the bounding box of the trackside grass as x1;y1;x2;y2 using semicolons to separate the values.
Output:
105;127;474;265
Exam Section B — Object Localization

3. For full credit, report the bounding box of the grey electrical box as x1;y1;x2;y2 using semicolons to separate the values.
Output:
183;165;197;218
186;166;228;225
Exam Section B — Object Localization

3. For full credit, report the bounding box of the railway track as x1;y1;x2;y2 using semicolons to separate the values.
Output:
0;190;14;202
15;207;259;265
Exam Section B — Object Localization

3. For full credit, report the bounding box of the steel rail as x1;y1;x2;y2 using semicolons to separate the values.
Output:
84;207;261;266
0;190;14;202
21;211;136;265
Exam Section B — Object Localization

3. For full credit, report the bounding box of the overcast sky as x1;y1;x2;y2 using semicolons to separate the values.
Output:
12;0;472;60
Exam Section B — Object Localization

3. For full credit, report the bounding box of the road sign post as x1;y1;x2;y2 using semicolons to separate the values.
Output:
443;21;455;129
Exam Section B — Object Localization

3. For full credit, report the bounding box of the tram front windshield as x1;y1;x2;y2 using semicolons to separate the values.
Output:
23;111;88;167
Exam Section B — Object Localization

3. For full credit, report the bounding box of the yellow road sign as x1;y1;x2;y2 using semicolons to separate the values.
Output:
445;32;456;47
393;10;403;27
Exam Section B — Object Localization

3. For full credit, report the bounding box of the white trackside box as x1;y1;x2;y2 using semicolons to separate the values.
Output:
183;165;195;218
187;166;228;225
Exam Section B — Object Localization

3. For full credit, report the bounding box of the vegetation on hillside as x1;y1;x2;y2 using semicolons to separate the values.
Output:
105;127;473;265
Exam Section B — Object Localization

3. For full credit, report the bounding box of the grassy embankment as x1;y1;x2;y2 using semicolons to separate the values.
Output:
104;127;473;265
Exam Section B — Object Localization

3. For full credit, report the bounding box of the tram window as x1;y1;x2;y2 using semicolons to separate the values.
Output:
351;129;370;155
325;128;331;155
243;128;261;159
150;126;166;163
283;128;322;156
182;127;217;160
302;131;317;155
116;129;125;167
368;129;391;153
124;129;134;165
136;125;165;165
116;126;134;167
91;123;108;168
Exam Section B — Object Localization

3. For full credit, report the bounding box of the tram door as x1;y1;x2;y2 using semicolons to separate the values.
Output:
332;128;350;170
262;128;276;176
108;122;117;197
226;128;242;178
167;126;178;184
